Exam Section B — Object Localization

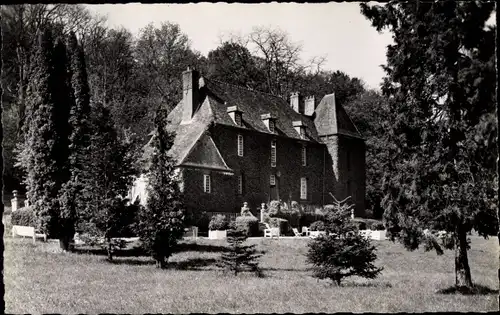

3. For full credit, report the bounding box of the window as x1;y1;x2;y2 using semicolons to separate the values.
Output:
204;174;211;193
235;113;242;126
270;174;276;186
237;134;244;157
271;140;277;167
269;120;275;133
301;145;307;166
299;127;306;139
300;177;307;200
238;174;243;195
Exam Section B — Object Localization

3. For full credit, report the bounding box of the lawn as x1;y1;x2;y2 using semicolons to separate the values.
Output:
4;224;498;313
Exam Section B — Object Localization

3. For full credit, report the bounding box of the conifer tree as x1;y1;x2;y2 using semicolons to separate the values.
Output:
306;196;383;286
361;1;497;291
52;35;73;250
78;102;136;260
137;108;185;268
16;27;60;237
58;32;92;250
218;222;262;276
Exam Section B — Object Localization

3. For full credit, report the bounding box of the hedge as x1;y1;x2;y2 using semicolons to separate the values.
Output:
209;214;229;230
11;207;36;227
235;216;259;236
268;217;289;235
309;220;325;231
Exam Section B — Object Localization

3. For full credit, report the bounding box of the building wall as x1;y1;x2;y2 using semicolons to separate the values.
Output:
321;134;366;216
181;124;327;216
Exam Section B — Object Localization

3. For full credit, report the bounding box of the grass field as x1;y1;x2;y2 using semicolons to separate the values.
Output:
4;222;499;313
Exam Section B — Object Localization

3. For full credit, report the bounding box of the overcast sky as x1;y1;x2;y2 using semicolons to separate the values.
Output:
86;3;392;90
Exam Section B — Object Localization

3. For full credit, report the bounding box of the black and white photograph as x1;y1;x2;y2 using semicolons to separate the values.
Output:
1;1;498;313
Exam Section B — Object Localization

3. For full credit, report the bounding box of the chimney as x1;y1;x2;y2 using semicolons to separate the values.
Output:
290;92;303;114
304;96;315;116
181;67;200;123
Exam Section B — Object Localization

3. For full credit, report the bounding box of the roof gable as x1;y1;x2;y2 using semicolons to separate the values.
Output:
181;133;232;172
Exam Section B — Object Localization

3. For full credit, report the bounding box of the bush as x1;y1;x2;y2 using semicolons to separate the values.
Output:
235;216;259;236
310;220;325;231
209;214;229;230
218;223;262;276
268;200;282;217
187;211;210;232
11;207;36;227
268;217;289;235
306;196;383;286
370;222;385;231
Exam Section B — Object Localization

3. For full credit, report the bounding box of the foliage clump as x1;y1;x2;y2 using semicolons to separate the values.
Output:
306;196;383;286
218;222;262;276
11;208;36;227
209;214;229;231
137;109;185;268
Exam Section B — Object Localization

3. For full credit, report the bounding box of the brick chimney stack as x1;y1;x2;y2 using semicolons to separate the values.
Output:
181;66;200;123
290;92;302;114
304;96;315;116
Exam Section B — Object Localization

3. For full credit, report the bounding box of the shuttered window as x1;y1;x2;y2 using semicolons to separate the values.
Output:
300;177;307;200
238;134;244;157
204;175;211;193
270;174;276;186
235;113;242;126
271;140;277;167
269;121;275;133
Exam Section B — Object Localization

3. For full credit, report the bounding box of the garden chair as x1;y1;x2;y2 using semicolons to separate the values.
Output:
301;226;310;236
292;228;302;237
264;227;280;238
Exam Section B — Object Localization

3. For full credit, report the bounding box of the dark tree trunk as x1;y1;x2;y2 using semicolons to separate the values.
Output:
454;228;473;289
59;238;69;251
106;238;113;261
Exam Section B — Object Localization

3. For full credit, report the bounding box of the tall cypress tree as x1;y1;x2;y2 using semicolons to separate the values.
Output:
58;32;93;250
52;34;74;251
361;1;497;291
18;27;60;237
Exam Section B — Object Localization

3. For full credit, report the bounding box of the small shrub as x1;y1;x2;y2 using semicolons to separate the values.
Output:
370;222;385;231
218;222;262;276
268;217;289;235
187;211;210;232
310;220;325;231
11;207;36;227
307;196;383;286
209;214;229;231
268;200;282;217
235;216;259;236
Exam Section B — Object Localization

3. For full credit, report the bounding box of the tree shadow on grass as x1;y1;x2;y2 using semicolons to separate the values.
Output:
175;242;227;253
168;257;219;270
437;284;498;295
341;281;393;288
72;246;147;258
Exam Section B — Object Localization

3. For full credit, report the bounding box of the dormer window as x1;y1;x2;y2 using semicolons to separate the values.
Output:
227;105;243;127
293;120;306;139
261;113;277;134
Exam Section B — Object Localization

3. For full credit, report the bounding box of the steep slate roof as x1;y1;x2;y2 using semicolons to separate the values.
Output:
314;93;363;139
204;78;322;142
141;76;363;170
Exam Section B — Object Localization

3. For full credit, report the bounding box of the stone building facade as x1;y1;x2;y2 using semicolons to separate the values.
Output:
132;68;366;217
